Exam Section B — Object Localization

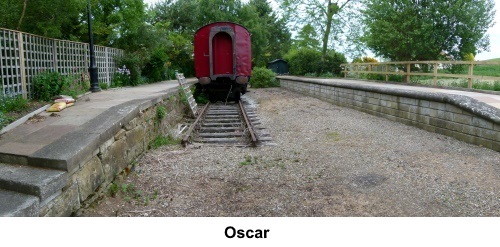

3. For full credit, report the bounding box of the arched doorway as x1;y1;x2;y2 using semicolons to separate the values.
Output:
211;32;234;76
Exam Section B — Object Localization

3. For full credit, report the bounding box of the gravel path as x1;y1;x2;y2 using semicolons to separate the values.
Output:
81;88;500;217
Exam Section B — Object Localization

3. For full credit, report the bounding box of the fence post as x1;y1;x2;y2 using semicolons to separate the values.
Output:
433;63;438;86
18;32;27;99
355;65;359;79
406;63;410;83
105;47;109;84
53;40;58;73
467;63;474;88
344;64;347;78
385;64;388;82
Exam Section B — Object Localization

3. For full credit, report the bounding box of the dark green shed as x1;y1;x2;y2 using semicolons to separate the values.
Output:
267;59;289;75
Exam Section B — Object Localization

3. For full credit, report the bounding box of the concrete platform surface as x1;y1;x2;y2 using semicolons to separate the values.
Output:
313;77;500;110
0;80;184;168
0;189;39;216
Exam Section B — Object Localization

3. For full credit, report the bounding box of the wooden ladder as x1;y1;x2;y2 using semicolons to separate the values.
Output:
175;72;198;117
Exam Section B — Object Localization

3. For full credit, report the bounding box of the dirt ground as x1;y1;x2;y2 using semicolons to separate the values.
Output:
80;88;500;217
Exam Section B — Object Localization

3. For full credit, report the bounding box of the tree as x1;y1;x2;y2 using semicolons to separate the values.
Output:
294;24;320;49
78;0;147;48
0;0;23;30
150;0;200;35
239;0;292;66
362;0;496;61
0;0;86;39
280;0;357;61
149;0;291;67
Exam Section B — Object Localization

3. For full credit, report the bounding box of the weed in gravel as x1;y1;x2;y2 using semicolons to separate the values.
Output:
152;189;158;200
239;155;254;166
149;134;180;149
326;132;341;141
109;182;119;197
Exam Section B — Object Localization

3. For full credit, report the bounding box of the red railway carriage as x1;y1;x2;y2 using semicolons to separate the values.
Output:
194;22;252;101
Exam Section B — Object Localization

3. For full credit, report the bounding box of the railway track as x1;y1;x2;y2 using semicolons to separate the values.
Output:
182;97;272;147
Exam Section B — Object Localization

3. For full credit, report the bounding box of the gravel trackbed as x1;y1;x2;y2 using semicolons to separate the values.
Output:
81;88;500;217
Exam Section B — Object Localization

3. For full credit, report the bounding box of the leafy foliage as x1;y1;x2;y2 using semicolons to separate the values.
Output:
150;0;291;67
32;71;68;101
143;47;169;82
32;70;90;101
280;0;360;59
0;94;28;114
294;24;320;49
353;57;378;63
2;0;292;82
251;67;279;88
0;0;86;39
362;0;496;61
156;105;167;121
116;54;143;86
284;48;347;76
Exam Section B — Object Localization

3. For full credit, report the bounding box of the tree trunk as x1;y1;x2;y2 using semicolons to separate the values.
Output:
321;0;336;63
321;0;352;64
17;0;28;30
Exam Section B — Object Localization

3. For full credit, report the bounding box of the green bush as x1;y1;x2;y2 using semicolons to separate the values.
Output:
323;50;347;76
99;82;109;90
0;93;29;113
0;92;29;129
494;81;500;91
284;48;346;76
284;48;322;75
318;72;334;78
33;70;89;100
251;67;279;88
60;71;90;98
111;70;131;88
117;53;143;86
449;80;469;88
143;47;168;83
191;85;209;104
0;112;10;129
32;71;66;101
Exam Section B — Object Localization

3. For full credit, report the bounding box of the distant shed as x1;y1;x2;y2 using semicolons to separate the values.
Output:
267;59;289;75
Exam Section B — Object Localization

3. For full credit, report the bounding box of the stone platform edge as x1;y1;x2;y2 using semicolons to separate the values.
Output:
278;76;500;152
39;86;189;216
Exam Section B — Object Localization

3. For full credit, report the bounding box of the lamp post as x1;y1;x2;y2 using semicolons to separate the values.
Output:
88;0;100;92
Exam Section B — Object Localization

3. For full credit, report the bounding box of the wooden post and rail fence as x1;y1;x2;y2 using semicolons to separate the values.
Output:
0;27;124;99
340;61;500;89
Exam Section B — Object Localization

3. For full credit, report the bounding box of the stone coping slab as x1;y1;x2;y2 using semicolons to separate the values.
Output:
0;189;39;216
0;79;196;171
28;88;179;172
278;76;500;125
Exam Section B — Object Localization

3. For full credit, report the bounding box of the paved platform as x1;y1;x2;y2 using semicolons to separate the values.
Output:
311;77;500;110
0;80;184;166
0;79;195;216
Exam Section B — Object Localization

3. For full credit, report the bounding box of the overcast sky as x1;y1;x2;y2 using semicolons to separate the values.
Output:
143;0;500;61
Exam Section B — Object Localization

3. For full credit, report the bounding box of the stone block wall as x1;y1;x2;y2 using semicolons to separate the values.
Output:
39;91;187;216
279;76;500;152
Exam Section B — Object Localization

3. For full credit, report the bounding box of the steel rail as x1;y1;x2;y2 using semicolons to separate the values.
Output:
181;102;210;147
238;100;258;147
